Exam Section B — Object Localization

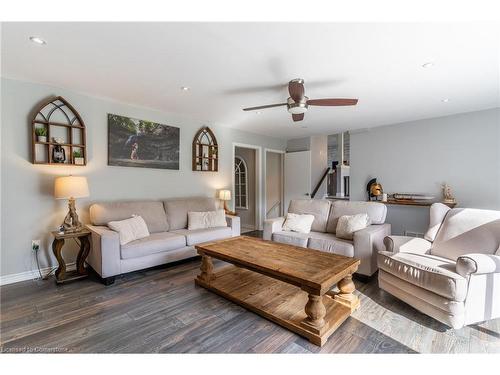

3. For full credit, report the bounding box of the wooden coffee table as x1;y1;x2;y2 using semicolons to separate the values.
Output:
194;236;360;346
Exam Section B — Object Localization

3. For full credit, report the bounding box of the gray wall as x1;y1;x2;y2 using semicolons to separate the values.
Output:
0;78;285;278
350;108;500;235
235;147;256;229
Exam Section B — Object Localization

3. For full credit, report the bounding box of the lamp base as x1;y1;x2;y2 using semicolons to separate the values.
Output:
61;198;84;233
223;200;237;216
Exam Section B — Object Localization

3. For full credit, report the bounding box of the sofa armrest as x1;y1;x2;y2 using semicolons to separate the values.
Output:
353;223;391;276
383;235;432;254
86;225;121;278
225;215;241;237
263;217;285;240
456;253;500;277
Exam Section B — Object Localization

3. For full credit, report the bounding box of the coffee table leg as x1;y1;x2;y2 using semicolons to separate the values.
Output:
198;254;215;283
335;274;360;312
304;294;326;329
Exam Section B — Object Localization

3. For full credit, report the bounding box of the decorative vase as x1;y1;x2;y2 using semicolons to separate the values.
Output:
38;135;47;143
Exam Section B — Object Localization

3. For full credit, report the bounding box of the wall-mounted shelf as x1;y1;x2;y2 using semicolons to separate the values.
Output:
383;199;457;208
192;126;218;172
31;96;87;166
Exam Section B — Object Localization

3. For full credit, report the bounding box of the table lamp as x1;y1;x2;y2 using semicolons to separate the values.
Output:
218;189;237;216
54;175;89;233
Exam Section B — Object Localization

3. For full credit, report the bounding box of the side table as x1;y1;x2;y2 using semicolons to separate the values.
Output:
51;229;91;284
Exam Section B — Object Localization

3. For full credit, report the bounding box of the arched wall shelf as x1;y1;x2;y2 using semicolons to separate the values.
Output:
31;96;87;165
192;126;218;172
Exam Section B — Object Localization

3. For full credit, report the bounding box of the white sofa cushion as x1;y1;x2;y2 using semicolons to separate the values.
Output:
307;232;354;257
107;215;150;246
378;250;468;301
188;209;227;230
120;231;187;260
288;199;331;232
172;226;232;246
335;214;369;240
272;230;309;247
90;201;169;233
424;203;451;242
282;213;315;234
327;201;387;233
431;208;500;260
163;197;218;230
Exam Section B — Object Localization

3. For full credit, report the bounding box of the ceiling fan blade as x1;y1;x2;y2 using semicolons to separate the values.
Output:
306;98;358;106
288;80;305;102
242;103;287;111
292;113;304;122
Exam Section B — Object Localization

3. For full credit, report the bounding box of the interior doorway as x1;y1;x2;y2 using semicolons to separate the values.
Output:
234;145;260;233
265;149;284;219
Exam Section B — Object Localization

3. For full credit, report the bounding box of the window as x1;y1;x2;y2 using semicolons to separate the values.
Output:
234;156;248;209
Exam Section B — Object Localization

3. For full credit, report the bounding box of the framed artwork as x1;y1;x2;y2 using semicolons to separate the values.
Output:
108;114;180;170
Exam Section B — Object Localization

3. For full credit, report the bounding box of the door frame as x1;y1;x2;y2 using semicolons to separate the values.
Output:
232;143;263;230
264;148;285;219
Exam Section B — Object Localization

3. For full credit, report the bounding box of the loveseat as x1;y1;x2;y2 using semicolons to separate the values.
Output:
86;197;240;284
379;203;500;328
264;199;391;276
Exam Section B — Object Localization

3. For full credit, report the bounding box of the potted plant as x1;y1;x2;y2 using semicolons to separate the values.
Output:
35;127;47;142
73;149;84;165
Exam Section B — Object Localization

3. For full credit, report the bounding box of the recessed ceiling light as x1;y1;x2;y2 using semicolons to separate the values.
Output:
255;111;262;114
422;62;434;68
29;36;46;45
441;98;450;103
180;86;190;91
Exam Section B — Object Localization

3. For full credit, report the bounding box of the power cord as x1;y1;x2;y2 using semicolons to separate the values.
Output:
33;241;57;281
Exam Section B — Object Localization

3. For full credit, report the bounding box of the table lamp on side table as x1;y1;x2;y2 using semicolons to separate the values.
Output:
219;189;237;216
54;175;89;233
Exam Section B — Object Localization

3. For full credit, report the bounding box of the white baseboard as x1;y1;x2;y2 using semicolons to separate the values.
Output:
0;263;76;286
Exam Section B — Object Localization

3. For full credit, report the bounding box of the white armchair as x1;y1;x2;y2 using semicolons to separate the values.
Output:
378;203;500;328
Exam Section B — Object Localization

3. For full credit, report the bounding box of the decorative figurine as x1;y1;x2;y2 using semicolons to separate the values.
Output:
366;178;384;201
442;183;456;204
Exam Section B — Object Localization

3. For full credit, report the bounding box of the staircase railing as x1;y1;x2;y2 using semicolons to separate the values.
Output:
266;200;281;217
311;167;331;199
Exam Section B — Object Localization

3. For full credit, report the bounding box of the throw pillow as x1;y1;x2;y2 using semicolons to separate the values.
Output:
188;209;227;230
336;213;370;240
282;213;315;234
107;215;150;246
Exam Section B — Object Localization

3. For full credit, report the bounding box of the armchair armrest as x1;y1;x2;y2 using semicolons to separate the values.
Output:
353;223;391;276
383;235;432;254
456;253;500;277
263;217;285;240
86;224;121;278
225;214;241;237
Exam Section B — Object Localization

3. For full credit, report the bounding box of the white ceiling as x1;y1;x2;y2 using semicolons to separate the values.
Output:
2;22;499;139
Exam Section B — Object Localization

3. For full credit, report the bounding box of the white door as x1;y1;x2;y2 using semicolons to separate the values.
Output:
284;151;311;212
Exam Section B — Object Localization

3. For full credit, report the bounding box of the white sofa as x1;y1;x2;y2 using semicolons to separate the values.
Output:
264;199;391;277
379;203;500;328
86;197;240;284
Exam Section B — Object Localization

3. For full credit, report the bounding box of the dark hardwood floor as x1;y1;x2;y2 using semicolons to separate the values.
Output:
1;232;499;353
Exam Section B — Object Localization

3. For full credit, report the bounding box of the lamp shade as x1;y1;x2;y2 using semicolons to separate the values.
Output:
218;189;231;201
54;176;89;199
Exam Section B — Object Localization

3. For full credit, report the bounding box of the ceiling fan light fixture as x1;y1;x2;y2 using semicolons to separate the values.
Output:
287;96;308;114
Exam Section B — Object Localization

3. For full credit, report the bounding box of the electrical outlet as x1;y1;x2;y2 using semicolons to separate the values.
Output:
32;240;41;252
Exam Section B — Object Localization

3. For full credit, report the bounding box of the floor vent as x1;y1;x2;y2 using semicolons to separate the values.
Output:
404;231;424;238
